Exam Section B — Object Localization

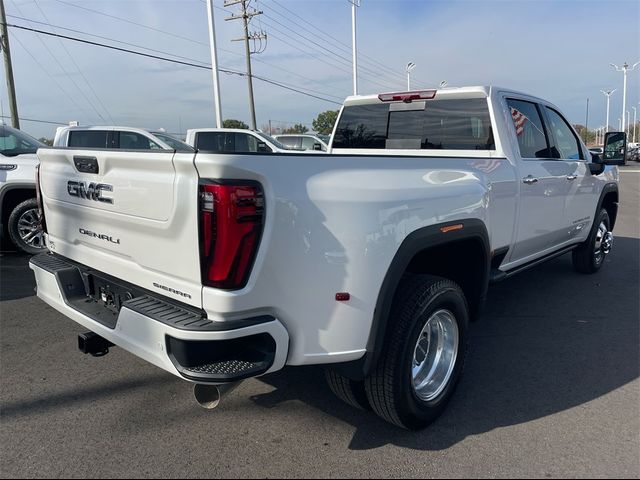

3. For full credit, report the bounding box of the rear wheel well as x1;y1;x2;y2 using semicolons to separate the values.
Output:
404;238;488;319
601;191;618;230
1;188;36;228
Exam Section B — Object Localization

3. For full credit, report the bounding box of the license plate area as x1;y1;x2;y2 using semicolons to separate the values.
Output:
69;272;145;329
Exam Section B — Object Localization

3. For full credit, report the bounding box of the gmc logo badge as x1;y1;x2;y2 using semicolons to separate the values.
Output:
67;181;114;204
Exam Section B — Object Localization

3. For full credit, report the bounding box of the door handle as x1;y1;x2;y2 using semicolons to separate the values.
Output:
566;174;578;181
522;176;539;185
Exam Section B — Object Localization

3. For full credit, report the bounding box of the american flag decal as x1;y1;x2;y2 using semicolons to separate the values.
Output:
510;107;528;136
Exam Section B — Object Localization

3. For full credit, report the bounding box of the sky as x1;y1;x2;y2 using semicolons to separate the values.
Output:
1;0;639;140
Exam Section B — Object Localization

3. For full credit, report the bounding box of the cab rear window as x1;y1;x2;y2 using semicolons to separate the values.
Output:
332;98;494;150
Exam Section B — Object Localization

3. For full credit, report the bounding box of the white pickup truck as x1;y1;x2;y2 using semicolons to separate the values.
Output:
30;86;625;430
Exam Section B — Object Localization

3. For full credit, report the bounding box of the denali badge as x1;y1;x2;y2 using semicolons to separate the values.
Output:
79;228;120;244
67;180;114;204
153;282;192;299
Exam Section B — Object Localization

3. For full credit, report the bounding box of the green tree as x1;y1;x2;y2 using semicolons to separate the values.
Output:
283;123;309;134
312;110;339;135
38;137;53;146
223;119;249;129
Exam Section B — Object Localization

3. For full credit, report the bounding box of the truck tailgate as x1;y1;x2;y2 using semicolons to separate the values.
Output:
37;148;202;308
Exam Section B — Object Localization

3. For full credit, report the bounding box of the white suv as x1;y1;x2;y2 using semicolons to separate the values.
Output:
0;125;47;254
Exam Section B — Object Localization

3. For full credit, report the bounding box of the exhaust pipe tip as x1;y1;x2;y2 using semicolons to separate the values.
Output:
194;384;222;409
193;381;242;409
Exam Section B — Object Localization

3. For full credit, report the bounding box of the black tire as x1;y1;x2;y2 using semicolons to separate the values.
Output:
364;274;469;430
572;209;611;274
325;369;370;411
7;198;46;255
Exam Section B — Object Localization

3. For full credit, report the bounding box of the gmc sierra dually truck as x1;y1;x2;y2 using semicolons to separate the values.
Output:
30;87;626;430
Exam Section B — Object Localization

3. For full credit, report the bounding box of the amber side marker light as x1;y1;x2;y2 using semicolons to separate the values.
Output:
440;224;464;233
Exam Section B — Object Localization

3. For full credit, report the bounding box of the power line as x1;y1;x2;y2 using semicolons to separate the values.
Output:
8;0;107;123
8;31;95;122
5;23;342;105
267;0;431;88
6;14;212;65
258;18;396;92
52;0;209;47
1;114;65;125
33;0;114;123
37;3;347;99
211;2;399;92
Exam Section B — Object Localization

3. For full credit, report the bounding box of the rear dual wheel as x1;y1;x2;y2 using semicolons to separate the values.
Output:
326;275;469;430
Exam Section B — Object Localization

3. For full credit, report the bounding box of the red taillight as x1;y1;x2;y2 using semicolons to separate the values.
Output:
378;90;437;103
35;164;47;233
199;181;264;290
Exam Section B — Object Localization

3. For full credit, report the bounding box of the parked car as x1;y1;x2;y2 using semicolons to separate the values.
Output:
53;126;194;152
31;86;624;430
274;134;329;152
627;145;640;162
185;128;293;153
0;125;47;254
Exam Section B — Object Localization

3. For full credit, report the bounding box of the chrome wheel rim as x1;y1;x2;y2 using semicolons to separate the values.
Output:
412;309;459;402
17;208;46;250
593;221;613;265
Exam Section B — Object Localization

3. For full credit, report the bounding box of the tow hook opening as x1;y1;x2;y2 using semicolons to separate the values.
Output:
78;331;114;357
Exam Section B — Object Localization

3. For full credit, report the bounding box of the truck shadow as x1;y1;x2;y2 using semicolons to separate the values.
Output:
0;253;36;301
251;236;640;451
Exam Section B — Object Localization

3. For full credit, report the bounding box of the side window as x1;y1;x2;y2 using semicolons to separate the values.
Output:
68;130;109;148
544;107;583;160
506;99;550;159
118;132;162;150
244;134;259;152
234;133;257;153
195;132;233;152
301;137;318;150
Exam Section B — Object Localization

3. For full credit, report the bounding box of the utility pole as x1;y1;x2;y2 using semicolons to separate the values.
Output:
632;106;637;143
206;0;223;128
601;89;615;133
610;61;640;133
585;98;589;144
0;0;20;129
225;0;266;130
349;0;361;95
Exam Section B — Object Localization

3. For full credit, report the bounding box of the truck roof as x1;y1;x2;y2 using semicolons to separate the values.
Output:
342;86;550;106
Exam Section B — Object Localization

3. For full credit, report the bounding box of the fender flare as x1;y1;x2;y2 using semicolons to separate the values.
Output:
335;219;491;380
595;182;619;230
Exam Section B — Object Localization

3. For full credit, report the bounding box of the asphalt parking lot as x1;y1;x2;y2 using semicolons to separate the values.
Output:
1;168;639;478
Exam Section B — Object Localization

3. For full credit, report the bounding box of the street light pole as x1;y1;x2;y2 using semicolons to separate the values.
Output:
610;61;640;132
206;0;223;128
627;110;631;137
633;106;637;143
601;89;615;133
406;62;416;90
349;0;361;96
